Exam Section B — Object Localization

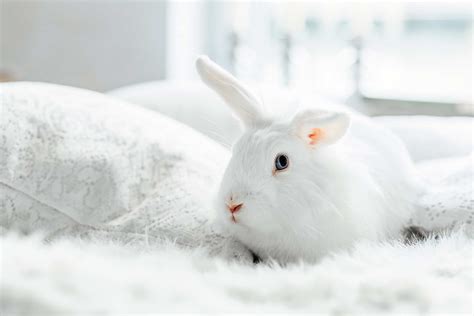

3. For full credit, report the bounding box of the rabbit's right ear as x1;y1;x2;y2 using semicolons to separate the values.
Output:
196;55;263;128
291;109;351;147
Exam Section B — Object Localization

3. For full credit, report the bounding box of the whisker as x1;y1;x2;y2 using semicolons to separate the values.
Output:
194;115;233;148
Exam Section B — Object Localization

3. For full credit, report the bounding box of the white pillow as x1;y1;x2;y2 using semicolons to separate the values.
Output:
372;116;473;162
0;82;227;226
109;81;242;145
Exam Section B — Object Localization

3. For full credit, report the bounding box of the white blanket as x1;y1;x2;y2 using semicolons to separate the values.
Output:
2;230;472;314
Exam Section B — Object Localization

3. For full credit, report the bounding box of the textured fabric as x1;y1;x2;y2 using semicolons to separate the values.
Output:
412;155;474;236
0;82;252;261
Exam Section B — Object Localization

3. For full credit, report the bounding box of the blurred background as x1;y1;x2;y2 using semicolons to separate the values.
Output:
1;1;472;116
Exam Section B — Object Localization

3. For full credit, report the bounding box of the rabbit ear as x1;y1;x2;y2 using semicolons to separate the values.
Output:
291;110;351;146
196;55;262;128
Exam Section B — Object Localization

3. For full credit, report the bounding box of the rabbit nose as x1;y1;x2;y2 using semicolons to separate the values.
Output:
227;203;243;214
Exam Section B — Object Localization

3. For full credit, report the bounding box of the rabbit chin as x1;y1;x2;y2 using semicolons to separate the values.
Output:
213;196;362;263
216;209;339;263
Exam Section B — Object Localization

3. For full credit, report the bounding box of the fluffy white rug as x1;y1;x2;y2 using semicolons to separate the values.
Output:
1;231;472;315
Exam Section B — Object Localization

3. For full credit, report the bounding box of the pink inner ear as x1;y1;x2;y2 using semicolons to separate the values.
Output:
308;128;324;145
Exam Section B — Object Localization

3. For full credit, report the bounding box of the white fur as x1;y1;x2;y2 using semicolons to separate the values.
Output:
1;231;472;314
196;55;263;127
197;56;423;263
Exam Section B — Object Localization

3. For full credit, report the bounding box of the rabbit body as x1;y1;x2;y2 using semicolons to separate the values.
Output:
196;56;421;263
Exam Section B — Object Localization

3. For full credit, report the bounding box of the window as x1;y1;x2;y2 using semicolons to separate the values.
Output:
205;2;472;115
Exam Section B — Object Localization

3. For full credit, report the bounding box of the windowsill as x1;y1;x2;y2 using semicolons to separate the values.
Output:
349;94;473;117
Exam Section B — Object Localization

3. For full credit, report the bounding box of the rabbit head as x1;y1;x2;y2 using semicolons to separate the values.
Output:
196;56;358;261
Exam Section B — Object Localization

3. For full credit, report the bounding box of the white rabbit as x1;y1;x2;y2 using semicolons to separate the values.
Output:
196;56;423;263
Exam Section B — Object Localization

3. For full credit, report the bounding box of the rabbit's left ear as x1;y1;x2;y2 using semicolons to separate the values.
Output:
291;110;351;146
196;55;263;128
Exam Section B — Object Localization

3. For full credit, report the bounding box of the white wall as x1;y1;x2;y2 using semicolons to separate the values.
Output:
165;1;205;80
0;1;167;91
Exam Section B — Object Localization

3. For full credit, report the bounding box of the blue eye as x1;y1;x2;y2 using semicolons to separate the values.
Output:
275;154;289;171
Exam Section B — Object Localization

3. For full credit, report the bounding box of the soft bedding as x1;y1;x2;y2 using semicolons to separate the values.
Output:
0;82;251;260
2;229;472;314
1;82;473;314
